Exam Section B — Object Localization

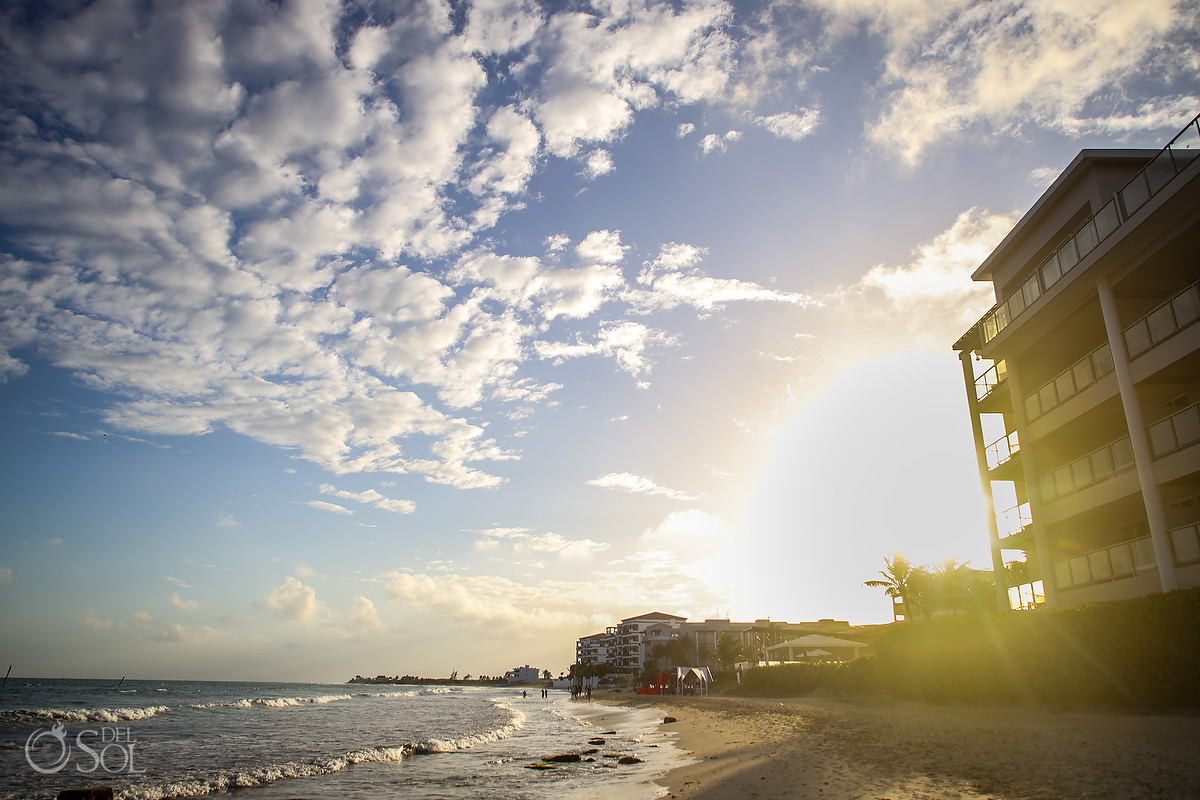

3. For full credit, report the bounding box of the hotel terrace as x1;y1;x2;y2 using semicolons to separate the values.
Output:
954;113;1200;612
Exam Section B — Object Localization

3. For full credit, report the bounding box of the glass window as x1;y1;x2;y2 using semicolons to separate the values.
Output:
1025;393;1042;421
995;303;1010;331
1022;275;1041;307
1092;343;1114;376
1072;359;1093;390
1147;304;1177;344
1089;550;1113;582
1149;418;1177;456
1110;543;1134;577
1055;371;1076;402
1040;254;1062;289
1058;239;1079;272
1039;383;1058;413
1040;473;1057;501
1094;199;1120;241
1071;456;1093;488
1008;287;1026;317
1172;286;1200;328
1090;447;1113;479
984;314;999;342
1173;406;1200;447
1070;555;1092;586
1169;121;1200;157
1075;220;1098;258
1124;320;1152;356
1121;172;1151;215
1054;465;1075;495
1172;525;1200;564
1133;537;1157;571
1146;149;1177;194
1112;436;1135;469
1055;560;1073;590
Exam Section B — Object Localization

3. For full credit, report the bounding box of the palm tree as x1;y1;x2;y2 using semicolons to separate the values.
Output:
864;552;926;620
715;633;744;668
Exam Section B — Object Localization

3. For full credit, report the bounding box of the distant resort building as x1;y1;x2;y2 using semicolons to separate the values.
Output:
953;112;1200;612
504;665;542;684
574;612;869;675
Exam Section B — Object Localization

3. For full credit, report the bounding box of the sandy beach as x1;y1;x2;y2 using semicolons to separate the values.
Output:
585;693;1200;800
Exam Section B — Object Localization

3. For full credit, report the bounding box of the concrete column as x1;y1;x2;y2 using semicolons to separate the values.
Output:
958;349;1011;612
1003;360;1058;605
1096;275;1178;592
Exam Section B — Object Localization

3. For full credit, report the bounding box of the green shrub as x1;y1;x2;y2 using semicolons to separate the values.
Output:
727;587;1200;710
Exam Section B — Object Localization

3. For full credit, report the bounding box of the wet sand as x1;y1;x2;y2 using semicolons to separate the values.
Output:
590;693;1200;800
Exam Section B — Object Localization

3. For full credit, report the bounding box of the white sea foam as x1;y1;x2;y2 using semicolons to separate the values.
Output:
17;705;170;723
187;694;351;710
117;745;412;799
412;699;526;754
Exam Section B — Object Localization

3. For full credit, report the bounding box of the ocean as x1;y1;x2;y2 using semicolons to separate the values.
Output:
0;679;686;800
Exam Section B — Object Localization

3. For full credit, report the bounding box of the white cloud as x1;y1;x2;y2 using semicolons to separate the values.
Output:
164;576;192;589
294;563;316;578
830;0;1194;165
472;527;608;560
574;230;628;265
347;595;385;632
306;500;354;515
751;108;822;141
170;593;198;611
45;538;64;547
152;623;219;643
266;576;328;625
676;122;696;138
829;207;1016;348
319;484;416;515
630;243;819;313
586;472;701;500
83;609;113;631
0;566;10;584
582;149;616;180
535;320;677;380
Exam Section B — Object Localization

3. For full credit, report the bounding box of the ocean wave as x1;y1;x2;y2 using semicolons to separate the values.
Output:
116;745;412;800
411;699;526;754
5;705;170;724
186;694;351;710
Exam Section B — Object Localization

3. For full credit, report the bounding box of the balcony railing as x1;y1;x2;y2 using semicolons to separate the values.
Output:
985;430;1021;470
1039;435;1134;502
1024;341;1115;422
973;111;1200;348
1171;523;1200;565
1055;535;1156;590
1148;400;1200;458
974;359;1008;401
1123;279;1200;358
996;502;1033;538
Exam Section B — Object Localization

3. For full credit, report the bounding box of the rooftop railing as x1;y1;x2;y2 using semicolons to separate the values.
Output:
972;112;1200;348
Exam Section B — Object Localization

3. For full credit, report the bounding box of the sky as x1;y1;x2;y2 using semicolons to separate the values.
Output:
1;0;1198;683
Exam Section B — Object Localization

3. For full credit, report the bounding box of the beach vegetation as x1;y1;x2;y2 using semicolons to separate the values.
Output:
733;585;1200;711
864;553;999;620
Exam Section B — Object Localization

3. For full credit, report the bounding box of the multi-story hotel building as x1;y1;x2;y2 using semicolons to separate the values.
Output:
954;113;1200;611
574;612;855;674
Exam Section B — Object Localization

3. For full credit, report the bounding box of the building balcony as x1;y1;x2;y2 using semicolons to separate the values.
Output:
974;359;1009;408
966;113;1200;350
1054;535;1158;592
1148;400;1200;459
985;430;1021;478
1038;435;1135;503
1024;341;1115;423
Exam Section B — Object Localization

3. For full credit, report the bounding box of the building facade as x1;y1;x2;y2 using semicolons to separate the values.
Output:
954;113;1200;611
574;612;855;674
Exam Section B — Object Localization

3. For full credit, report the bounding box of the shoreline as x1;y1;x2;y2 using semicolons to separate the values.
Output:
588;692;1200;799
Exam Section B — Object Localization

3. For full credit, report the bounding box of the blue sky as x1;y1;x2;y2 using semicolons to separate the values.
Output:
1;0;1198;682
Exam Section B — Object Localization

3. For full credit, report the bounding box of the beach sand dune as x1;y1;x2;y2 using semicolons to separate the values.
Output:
595;694;1200;800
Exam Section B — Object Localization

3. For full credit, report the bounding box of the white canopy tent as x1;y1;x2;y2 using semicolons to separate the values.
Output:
675;666;713;695
766;634;869;662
